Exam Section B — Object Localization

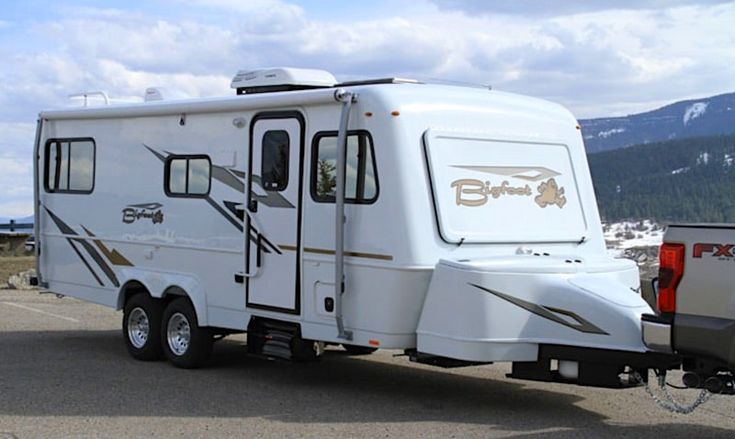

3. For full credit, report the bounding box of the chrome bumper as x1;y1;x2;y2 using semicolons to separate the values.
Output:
642;319;672;353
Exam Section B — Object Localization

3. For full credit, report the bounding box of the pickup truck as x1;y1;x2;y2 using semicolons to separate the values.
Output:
642;224;735;394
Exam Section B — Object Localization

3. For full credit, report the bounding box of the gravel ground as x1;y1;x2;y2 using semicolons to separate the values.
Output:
0;289;733;438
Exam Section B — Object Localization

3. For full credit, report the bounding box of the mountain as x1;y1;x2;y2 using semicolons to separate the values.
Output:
580;92;735;153
589;133;735;223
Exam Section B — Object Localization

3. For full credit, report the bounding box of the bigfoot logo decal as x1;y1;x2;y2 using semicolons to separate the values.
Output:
450;166;567;209
122;202;165;224
534;178;567;209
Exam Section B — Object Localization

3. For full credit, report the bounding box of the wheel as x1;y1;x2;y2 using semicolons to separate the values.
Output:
161;297;213;368
123;293;164;361
342;344;378;355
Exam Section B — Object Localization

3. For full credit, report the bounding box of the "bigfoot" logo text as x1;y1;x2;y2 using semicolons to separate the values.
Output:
450;180;532;206
122;203;164;224
450;177;567;209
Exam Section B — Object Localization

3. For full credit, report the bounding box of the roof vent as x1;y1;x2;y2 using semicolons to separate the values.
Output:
231;67;337;95
144;87;191;102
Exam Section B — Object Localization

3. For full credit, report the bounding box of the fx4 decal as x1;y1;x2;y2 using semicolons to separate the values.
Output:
693;243;735;258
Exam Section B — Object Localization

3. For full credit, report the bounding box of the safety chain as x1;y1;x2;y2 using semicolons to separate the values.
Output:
635;371;712;414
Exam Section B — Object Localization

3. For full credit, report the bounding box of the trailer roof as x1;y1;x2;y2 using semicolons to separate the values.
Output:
39;82;571;123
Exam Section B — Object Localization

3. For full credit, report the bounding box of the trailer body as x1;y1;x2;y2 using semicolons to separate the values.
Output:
34;69;665;385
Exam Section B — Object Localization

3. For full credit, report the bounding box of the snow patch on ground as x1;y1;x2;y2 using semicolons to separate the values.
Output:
683;102;708;125
604;220;663;255
604;220;663;279
697;151;710;165
671;166;690;174
598;128;626;138
725;154;733;167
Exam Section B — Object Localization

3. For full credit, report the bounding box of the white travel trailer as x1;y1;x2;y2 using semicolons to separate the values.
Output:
33;68;673;386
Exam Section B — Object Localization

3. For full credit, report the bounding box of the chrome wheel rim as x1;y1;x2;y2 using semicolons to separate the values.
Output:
167;312;191;356
127;307;150;349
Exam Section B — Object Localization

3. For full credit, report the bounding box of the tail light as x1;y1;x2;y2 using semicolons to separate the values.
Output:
657;243;685;313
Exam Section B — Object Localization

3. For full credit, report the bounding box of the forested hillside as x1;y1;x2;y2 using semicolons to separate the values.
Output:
589;134;735;223
580;92;735;153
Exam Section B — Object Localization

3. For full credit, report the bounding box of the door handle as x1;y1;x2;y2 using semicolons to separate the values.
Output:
256;233;263;268
235;233;264;283
239;205;264;282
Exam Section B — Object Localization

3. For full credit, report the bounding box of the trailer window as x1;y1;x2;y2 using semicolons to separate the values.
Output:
165;155;211;197
311;131;378;204
261;130;289;191
44;138;95;194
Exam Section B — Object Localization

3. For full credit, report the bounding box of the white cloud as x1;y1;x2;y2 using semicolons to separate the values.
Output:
0;200;34;218
432;0;734;16
0;123;37;158
176;0;304;16
7;1;733;117
0;123;37;217
0;155;33;217
620;53;692;83
94;60;230;98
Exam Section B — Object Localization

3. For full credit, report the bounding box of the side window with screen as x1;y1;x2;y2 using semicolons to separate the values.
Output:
261;130;290;191
45;138;95;193
311;131;378;204
165;155;211;197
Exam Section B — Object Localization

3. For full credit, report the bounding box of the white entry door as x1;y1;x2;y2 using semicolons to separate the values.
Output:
246;114;303;313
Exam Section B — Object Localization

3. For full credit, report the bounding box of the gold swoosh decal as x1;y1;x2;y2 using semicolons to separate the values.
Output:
278;245;393;261
81;225;134;266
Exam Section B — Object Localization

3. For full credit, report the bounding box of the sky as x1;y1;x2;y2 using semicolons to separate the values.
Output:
1;0;734;218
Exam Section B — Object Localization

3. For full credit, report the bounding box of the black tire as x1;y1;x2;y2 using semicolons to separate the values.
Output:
342;344;378;355
123;293;164;361
161;297;213;369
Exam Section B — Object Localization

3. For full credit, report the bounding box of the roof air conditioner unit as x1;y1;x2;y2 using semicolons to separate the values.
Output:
230;67;337;95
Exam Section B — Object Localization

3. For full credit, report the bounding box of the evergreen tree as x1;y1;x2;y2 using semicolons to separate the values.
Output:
316;159;337;197
588;134;735;223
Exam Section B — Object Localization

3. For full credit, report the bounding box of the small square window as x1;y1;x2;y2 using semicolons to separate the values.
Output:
165;155;211;197
311;131;378;204
44;138;95;194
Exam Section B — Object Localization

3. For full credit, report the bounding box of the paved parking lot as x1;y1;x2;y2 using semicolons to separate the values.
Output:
0;289;734;438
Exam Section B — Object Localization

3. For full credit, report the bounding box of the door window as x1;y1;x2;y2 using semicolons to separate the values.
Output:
261;130;290;191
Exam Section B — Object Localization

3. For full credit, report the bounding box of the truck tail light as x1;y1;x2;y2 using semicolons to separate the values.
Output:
657;243;685;313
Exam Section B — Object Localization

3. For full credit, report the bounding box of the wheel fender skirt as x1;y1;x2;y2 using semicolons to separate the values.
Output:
117;268;209;327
